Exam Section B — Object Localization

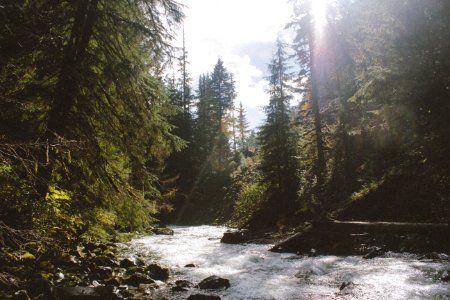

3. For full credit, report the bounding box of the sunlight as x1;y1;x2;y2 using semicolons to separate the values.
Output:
311;0;327;32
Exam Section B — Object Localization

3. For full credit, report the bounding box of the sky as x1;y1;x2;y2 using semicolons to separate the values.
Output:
174;0;294;128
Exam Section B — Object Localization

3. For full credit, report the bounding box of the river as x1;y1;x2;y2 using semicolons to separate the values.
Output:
121;225;450;299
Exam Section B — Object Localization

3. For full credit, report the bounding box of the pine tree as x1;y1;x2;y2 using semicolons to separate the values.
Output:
290;0;327;191
237;102;250;152
259;40;298;217
0;0;184;233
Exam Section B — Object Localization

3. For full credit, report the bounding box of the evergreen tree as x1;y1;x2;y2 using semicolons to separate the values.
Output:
236;101;250;152
258;41;298;221
289;0;328;197
209;59;236;170
0;0;184;234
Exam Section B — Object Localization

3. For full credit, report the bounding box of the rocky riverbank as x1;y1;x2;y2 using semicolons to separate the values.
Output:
220;220;450;258
0;239;167;299
0;228;233;300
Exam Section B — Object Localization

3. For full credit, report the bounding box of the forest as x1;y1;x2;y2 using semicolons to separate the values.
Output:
0;0;449;299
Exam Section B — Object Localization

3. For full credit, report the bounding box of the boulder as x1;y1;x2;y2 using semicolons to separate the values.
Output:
197;275;230;290
123;273;155;286
184;263;197;268
153;227;174;235
125;266;144;275
171;279;194;291
339;281;354;291
188;294;221;300
119;258;136;268
146;263;170;281
220;230;248;244
92;255;119;268
93;266;113;280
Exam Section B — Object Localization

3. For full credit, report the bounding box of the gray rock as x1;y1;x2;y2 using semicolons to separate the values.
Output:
123;273;155;286
339;281;354;290
188;294;221;300
153;227;174;235
220;230;249;244
119;258;136;268
171;279;194;291
146;263;170;281
197;275;230;290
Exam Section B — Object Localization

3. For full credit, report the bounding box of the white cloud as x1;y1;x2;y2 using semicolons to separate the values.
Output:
175;0;293;128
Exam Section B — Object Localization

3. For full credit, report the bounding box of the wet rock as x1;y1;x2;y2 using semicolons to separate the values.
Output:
146;263;170;281
117;288;134;299
84;242;109;253
125;266;144;275
53;285;118;300
135;257;146;266
441;270;450;282
419;252;441;260
98;266;113;278
139;283;159;290
153;227;174;235
220;230;248;244
92;255;119;268
188;294;221;300
308;248;318;257
90;266;113;281
123;273;155;286
119;258;136;268
197;275;230;290
339;281;354;290
294;263;327;278
171;279;194;291
363;247;383;259
184;263;197;268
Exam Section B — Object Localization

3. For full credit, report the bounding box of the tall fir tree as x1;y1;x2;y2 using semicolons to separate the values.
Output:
258;40;298;222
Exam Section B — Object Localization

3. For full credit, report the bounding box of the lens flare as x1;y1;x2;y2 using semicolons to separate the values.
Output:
311;0;327;32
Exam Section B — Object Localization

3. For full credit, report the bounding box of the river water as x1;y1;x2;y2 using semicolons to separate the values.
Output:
122;225;450;299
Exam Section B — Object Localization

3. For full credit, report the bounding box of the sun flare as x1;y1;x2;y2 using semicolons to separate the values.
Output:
311;0;327;31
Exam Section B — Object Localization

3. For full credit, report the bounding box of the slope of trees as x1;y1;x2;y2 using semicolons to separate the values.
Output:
162;58;255;224
0;0;184;240
228;0;449;229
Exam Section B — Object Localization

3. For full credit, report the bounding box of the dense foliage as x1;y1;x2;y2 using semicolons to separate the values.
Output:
1;0;449;243
231;0;450;228
0;0;184;241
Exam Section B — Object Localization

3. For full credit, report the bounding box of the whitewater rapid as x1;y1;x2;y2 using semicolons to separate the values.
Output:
121;225;450;299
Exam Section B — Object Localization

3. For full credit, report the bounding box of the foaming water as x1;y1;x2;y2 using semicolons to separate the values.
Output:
123;226;450;299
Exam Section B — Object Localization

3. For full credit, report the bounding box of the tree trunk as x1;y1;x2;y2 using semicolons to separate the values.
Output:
37;0;99;198
308;33;326;189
